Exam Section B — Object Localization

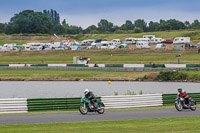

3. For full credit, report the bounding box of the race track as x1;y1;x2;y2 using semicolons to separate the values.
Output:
0;108;199;125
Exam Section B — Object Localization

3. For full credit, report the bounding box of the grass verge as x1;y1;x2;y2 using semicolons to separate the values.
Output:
0;104;199;116
0;69;155;81
1;70;200;81
0;49;199;64
0;117;200;133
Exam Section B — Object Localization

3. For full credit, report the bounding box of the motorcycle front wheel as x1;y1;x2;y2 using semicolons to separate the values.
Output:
79;103;88;115
175;102;183;111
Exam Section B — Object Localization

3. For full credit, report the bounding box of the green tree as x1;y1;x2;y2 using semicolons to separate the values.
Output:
121;20;134;31
61;19;83;34
148;21;159;32
0;23;6;33
98;19;114;33
84;25;97;34
6;10;53;34
43;9;60;25
134;19;147;32
184;21;191;28
191;20;200;29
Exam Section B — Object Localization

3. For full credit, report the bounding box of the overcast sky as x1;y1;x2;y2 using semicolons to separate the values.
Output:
0;0;200;28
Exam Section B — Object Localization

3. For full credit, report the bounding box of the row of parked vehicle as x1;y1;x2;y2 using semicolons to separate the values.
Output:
0;35;198;51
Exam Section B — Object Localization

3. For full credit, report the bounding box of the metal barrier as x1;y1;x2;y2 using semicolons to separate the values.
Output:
27;98;81;112
27;97;101;112
101;94;163;109
0;98;28;114
0;93;199;114
162;93;200;105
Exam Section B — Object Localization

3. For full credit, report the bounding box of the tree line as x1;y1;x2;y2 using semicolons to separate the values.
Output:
0;9;200;35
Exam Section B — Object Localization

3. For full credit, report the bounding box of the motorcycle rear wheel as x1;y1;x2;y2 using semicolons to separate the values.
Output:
190;101;196;111
97;102;105;114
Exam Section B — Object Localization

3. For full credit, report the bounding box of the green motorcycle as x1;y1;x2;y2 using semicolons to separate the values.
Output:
79;98;105;115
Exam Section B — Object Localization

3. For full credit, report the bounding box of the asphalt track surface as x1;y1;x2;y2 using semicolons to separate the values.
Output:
0;108;199;125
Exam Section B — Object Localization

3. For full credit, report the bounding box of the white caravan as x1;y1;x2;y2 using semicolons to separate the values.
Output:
0;46;11;51
54;42;62;47
111;39;121;45
87;43;101;49
101;41;116;49
136;38;150;43
150;38;164;44
118;43;128;48
173;37;190;44
125;38;137;44
143;35;155;39
136;41;150;49
3;43;16;50
24;45;31;51
27;43;43;50
81;39;95;45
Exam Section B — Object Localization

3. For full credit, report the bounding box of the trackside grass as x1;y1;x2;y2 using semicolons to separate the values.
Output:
0;105;181;116
0;49;199;64
0;69;156;81
1;30;200;45
1;70;200;81
0;117;200;133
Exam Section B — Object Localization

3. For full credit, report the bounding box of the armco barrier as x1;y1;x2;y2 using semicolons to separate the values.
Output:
48;64;67;67
3;64;200;69
0;64;9;67
144;64;165;68
186;64;200;68
0;98;28;114
162;93;200;105
165;64;186;68
67;64;87;67
27;97;101;112
101;94;163;109
30;64;48;67
105;64;124;67
27;98;81;112
124;64;144;68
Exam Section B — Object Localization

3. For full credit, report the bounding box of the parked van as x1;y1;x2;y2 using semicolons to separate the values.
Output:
155;43;166;49
173;37;190;44
136;41;150;49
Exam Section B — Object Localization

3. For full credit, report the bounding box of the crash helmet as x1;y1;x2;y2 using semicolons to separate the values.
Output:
84;89;90;95
178;88;182;93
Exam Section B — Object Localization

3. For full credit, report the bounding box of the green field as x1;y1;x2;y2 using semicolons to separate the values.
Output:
71;30;200;43
0;69;155;81
0;69;200;81
1;30;200;45
0;49;199;64
0;117;199;133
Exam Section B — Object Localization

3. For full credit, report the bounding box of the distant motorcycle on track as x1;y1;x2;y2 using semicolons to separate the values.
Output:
175;97;196;111
79;97;105;115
